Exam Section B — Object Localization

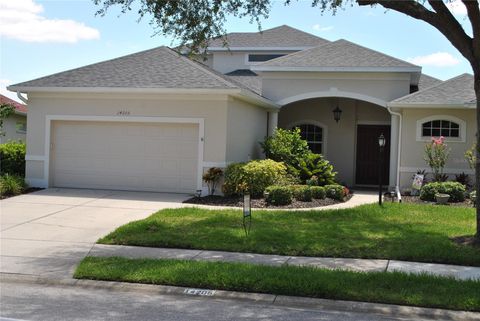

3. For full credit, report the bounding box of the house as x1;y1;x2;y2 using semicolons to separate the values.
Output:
8;25;476;194
0;94;27;143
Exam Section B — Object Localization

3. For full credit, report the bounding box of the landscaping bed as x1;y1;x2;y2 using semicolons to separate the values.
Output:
98;203;480;266
183;193;352;208
401;195;473;207
75;256;480;312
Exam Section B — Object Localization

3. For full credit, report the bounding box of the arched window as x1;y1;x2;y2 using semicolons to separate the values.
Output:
416;115;466;142
296;124;324;154
421;120;460;138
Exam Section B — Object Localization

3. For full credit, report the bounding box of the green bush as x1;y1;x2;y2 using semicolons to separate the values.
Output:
222;160;287;198
290;185;312;202
265;185;293;205
420;182;466;202
325;184;345;201
298;153;337;185
260;128;310;175
0;141;26;176
310;186;326;199
0;174;26;196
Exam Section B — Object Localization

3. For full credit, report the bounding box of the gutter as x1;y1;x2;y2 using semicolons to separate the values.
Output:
16;91;28;104
387;106;402;203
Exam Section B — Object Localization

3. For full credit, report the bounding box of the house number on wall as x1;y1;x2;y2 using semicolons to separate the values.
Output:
116;110;130;116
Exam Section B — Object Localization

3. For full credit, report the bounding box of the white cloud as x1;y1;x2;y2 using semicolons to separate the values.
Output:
312;24;334;32
0;79;23;102
446;0;468;15
407;52;460;67
0;0;100;43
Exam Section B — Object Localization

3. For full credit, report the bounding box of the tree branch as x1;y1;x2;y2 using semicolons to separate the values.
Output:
462;0;480;71
357;0;475;64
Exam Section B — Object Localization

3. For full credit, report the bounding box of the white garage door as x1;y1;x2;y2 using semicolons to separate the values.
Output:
51;121;199;193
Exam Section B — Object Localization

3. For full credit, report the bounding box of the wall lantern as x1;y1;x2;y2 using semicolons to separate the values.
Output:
378;134;386;148
332;106;342;123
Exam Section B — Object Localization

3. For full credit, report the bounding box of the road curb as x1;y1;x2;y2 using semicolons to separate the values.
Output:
1;273;479;321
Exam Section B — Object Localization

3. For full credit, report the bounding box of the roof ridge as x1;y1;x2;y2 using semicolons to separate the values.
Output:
334;39;419;68
392;73;473;103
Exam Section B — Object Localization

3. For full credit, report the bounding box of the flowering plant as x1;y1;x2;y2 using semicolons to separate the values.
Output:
424;137;450;182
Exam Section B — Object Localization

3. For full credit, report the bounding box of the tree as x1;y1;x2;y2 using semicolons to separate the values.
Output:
94;0;480;241
0;103;15;137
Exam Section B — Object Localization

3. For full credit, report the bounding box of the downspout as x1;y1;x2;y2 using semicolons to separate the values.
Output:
387;106;402;202
16;91;28;104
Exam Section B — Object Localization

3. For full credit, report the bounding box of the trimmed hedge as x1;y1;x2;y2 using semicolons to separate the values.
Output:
420;182;466;202
265;185;293;205
325;184;345;201
0;141;26;176
291;185;312;202
310;186;326;199
222;160;287;198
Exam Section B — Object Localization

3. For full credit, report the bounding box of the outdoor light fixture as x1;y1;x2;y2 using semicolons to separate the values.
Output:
378;133;386;205
332;106;342;123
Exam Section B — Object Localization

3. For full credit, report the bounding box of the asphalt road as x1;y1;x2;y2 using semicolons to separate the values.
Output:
0;282;435;321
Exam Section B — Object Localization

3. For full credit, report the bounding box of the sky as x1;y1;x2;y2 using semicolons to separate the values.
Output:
0;0;475;103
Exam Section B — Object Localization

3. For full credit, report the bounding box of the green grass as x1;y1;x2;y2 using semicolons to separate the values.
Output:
98;203;480;266
74;256;480;311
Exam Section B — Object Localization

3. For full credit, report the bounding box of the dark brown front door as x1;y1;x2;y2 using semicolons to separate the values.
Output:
355;125;390;186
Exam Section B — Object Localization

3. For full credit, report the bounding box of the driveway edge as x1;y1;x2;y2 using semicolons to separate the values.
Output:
1;273;478;321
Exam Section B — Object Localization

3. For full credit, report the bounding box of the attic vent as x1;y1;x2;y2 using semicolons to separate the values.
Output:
248;54;285;62
410;85;419;94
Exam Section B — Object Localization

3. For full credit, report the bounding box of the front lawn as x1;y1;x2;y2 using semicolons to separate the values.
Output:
98;203;480;266
75;256;480;311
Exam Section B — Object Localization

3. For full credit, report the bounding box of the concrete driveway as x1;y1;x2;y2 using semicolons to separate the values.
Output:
0;188;189;278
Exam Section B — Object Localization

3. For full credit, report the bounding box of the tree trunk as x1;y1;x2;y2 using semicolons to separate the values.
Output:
473;67;480;241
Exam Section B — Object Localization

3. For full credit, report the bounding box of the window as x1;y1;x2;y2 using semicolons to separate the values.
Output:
421;120;460;138
247;54;285;62
296;124;323;154
16;121;26;134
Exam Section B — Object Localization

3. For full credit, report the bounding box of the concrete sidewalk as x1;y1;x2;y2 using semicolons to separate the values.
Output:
89;244;480;281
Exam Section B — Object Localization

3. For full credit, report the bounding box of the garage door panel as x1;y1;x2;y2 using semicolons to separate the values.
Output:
51;121;199;193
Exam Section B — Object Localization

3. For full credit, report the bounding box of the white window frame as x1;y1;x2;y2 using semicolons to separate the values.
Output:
288;120;328;156
416;115;466;143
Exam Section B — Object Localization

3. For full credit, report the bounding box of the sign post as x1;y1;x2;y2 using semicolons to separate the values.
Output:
243;193;252;236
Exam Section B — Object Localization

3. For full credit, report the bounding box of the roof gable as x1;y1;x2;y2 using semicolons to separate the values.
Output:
253;39;420;70
207;25;328;49
391;73;474;106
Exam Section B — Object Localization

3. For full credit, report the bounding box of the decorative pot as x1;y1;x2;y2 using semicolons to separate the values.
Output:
435;193;450;205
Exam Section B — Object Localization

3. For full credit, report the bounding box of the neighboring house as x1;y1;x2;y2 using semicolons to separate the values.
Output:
0;94;27;143
8;25;476;193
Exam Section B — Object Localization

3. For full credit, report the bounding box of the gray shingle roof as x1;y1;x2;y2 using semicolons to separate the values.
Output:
207;25;328;48
9;46;241;90
254;39;419;69
391;73;475;105
418;74;442;91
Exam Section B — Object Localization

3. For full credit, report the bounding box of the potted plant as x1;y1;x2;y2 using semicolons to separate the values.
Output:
435;193;450;205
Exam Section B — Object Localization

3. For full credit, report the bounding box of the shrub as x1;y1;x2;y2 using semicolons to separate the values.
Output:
260;128;310;175
0;141;26;176
310;186;326;199
420;182;466;202
298;153;337;185
290;185;312;202
202;167;223;195
222;160;287;198
265;185;293;205
0;174;26;196
325;184;345;201
455;172;472;190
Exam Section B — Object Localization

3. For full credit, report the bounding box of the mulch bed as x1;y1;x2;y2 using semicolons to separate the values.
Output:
183;193;353;209
0;187;43;200
401;195;474;207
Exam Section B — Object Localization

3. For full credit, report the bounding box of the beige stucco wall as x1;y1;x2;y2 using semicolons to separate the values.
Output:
226;97;268;163
279;97;390;186
261;72;411;104
24;92;232;187
212;51;295;74
398;108;476;189
1;114;26;143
